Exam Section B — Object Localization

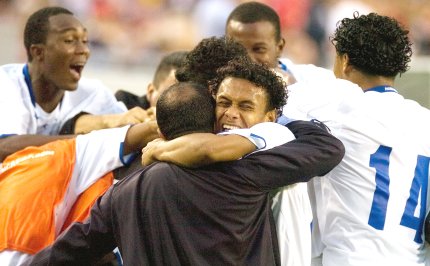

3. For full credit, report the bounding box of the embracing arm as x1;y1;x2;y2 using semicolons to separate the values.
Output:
122;120;159;155
73;107;155;134
141;122;294;168
0;134;74;162
234;120;345;190
142;133;256;168
23;188;116;266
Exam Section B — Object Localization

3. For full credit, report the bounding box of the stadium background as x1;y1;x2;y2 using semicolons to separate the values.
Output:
0;0;429;107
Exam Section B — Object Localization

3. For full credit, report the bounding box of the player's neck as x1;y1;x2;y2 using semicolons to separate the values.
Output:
351;72;395;92
28;63;64;112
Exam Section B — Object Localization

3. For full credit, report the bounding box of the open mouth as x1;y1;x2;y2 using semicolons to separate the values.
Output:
69;63;84;80
222;124;241;131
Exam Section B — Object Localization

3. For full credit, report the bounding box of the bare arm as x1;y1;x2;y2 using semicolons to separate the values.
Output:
74;107;155;134
0;134;74;162
142;133;256;168
122;120;159;155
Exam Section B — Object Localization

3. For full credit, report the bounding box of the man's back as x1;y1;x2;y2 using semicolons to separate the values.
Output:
287;80;430;265
113;160;279;265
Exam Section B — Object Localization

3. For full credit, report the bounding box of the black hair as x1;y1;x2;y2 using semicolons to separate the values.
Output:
209;58;287;113
226;1;281;41
331;12;412;77
175;36;249;86
153;51;188;88
24;6;74;61
156;82;215;140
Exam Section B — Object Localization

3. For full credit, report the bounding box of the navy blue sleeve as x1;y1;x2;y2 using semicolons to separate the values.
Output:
228;120;345;191
24;188;117;265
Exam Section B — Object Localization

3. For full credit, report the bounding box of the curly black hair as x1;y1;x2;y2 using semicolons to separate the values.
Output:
330;12;412;77
209;58;287;112
175;36;250;86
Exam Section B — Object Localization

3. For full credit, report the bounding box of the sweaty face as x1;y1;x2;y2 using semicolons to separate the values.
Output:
40;14;90;91
215;77;276;133
226;20;284;68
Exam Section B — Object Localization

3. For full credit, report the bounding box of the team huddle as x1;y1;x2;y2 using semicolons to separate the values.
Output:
0;2;429;266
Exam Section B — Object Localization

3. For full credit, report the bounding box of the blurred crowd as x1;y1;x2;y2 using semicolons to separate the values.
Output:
1;0;429;68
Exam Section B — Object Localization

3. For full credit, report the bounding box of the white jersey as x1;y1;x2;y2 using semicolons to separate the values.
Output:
269;60;334;266
220;121;296;152
284;78;430;266
279;58;335;84
222;122;309;266
0;125;132;266
0;63;126;137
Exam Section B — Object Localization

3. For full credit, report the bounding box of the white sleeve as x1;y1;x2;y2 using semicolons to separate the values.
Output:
219;122;296;152
283;78;363;124
79;78;127;115
72;125;131;194
0;68;35;136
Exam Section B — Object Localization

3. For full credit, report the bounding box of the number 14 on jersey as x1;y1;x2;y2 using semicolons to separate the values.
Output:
368;145;429;244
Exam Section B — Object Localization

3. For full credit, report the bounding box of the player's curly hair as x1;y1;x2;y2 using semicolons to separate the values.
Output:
330;12;412;77
175;36;249;86
209;57;287;112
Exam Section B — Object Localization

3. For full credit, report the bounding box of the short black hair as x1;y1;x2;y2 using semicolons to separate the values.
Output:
24;6;74;61
153;51;188;88
209;58;287;113
331;12;412;77
175;36;249;86
156;82;215;140
227;1;281;41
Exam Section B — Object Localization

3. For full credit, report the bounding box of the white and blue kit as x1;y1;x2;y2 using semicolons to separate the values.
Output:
284;77;430;266
0;64;126;137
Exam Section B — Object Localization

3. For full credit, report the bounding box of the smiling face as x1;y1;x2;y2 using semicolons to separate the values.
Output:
226;20;284;69
214;77;276;132
37;13;90;91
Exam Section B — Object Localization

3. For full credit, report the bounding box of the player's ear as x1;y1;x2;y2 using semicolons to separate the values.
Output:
30;44;44;61
276;37;286;58
157;128;166;140
265;109;277;122
342;54;353;74
146;83;155;102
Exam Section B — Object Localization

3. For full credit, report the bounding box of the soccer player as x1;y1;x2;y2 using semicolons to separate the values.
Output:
0;7;152;161
115;51;188;110
225;3;332;264
282;12;430;265
225;1;333;85
0;119;158;265
24;61;344;265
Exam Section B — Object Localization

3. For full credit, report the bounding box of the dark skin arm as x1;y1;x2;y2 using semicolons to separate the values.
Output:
142;134;256;168
74;107;155;134
0;120;159;162
122;120;159;155
0;134;74;162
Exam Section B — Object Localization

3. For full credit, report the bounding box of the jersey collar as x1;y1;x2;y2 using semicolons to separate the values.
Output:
365;85;398;93
22;64;36;107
